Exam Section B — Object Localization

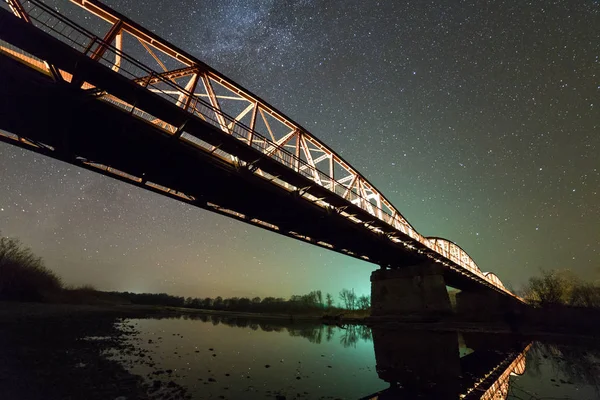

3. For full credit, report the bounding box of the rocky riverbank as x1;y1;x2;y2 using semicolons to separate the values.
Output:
0;302;189;400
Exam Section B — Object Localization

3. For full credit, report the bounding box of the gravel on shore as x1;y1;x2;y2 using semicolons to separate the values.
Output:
0;302;187;400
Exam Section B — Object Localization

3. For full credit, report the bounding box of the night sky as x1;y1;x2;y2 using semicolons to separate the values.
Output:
0;0;598;299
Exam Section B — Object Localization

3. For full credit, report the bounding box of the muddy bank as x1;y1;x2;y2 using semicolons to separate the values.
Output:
0;303;188;400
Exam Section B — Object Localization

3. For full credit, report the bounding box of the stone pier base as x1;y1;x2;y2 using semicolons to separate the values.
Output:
370;264;452;317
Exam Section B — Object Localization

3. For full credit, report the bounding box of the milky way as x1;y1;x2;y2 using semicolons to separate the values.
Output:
0;0;598;298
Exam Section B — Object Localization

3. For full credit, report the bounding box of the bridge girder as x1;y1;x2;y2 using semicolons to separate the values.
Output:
0;0;519;300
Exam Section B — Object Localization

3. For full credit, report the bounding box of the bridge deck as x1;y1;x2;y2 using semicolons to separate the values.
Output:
0;0;520;299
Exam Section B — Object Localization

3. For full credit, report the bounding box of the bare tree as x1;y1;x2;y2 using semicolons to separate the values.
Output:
315;290;323;307
339;288;357;310
0;235;63;301
357;294;370;310
325;293;334;308
523;269;600;308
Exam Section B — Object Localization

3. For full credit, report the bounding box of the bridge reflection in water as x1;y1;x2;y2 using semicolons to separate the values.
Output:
160;313;532;399
361;329;530;400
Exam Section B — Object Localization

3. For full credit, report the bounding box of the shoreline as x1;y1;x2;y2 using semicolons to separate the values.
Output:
0;303;181;399
2;302;599;341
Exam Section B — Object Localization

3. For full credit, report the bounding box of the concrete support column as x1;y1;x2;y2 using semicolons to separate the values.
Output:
370;263;452;317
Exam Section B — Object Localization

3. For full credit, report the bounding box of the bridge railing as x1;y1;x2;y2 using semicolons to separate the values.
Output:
2;0;516;297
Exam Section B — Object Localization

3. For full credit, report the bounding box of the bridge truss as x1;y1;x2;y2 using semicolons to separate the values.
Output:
0;0;519;299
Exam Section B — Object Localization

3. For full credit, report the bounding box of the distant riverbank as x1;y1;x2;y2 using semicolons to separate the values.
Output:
3;302;600;342
0;301;365;325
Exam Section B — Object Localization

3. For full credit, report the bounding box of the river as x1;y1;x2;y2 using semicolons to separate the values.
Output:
101;313;600;399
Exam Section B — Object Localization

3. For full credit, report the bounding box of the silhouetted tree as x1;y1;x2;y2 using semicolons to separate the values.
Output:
202;297;213;308
238;297;251;310
0;235;63;301
523;269;600;308
111;288;368;314
357;294;371;310
325;293;334;308
570;283;600;308
523;269;574;305
213;296;224;309
316;290;323;306
339;288;357;310
261;296;276;305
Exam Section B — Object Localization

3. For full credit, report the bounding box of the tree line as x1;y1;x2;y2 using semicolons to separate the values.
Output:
109;288;371;314
1;231;371;312
0;235;63;301
522;269;600;308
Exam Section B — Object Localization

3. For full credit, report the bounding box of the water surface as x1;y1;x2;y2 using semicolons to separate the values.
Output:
106;314;600;399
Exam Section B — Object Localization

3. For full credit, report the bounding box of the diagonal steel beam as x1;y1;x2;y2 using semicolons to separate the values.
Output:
299;152;329;172
137;37;168;72
90;20;123;61
300;135;323;186
177;73;199;111
342;175;358;200
134;66;198;86
200;73;229;133
265;130;297;157
227;102;255;131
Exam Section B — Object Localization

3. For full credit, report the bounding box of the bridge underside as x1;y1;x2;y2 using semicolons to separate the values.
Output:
0;53;423;267
0;5;521;318
0;54;504;284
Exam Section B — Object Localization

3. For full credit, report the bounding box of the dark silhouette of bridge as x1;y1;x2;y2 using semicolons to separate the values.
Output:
0;0;523;316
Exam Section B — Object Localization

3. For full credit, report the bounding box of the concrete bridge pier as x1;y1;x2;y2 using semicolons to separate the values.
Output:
370;263;452;318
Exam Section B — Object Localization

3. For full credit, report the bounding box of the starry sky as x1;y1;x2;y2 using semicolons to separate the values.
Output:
0;0;598;299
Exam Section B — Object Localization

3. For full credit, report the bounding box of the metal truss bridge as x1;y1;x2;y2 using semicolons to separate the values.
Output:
0;0;520;300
